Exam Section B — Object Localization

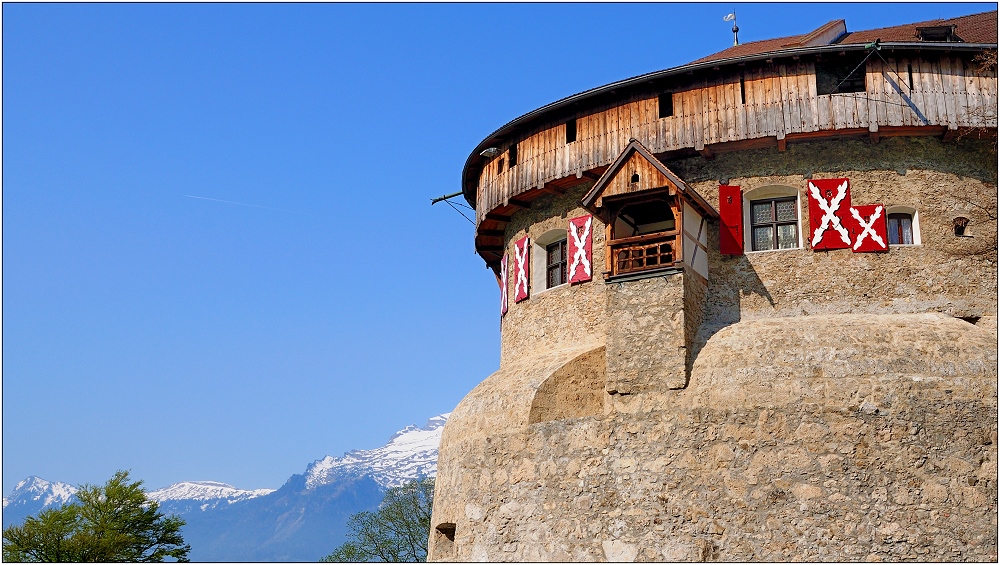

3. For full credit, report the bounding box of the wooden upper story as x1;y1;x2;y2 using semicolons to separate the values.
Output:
464;11;998;268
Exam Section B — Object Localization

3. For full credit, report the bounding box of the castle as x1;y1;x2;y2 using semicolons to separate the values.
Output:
429;11;998;562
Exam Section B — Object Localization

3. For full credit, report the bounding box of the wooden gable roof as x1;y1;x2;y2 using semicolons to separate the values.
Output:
581;138;719;219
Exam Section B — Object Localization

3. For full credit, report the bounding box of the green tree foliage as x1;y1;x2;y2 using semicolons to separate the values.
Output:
321;478;434;563
2;470;190;563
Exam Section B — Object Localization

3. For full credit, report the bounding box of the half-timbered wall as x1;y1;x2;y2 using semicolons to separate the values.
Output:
475;54;998;227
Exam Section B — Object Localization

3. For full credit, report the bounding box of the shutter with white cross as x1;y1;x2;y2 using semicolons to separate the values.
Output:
567;215;593;284
512;236;530;303
499;254;509;316
848;204;889;253
807;178;852;251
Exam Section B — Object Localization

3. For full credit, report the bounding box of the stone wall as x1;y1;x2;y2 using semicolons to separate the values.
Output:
431;137;998;562
430;314;998;562
499;186;607;366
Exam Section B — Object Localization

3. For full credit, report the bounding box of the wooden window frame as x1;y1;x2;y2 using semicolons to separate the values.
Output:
749;196;799;251
545;239;568;289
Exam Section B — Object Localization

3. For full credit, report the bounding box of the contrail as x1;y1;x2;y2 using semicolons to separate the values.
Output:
184;194;287;212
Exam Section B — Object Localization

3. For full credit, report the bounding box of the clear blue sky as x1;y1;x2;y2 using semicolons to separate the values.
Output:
3;2;992;494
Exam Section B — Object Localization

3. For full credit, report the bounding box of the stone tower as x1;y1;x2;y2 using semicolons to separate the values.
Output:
430;11;998;562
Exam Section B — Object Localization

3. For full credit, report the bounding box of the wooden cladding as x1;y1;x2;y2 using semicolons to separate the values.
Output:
475;54;998;228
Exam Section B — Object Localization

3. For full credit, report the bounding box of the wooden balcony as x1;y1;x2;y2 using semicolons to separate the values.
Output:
606;231;680;279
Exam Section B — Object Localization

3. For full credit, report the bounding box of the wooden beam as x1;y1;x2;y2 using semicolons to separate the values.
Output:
506;198;531;209
777;138;787;152
485;212;511;222
477;245;504;252
581;171;601;181
942;127;958;142
478;229;506;237
698;147;715;160
869;130;880;143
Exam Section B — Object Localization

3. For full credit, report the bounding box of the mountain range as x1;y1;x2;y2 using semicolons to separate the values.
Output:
2;413;449;561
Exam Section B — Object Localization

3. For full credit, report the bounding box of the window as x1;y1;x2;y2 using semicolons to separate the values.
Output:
531;228;571;292
816;58;867;95
565;119;577;143
888;213;914;245
509;143;517;168
750;197;799;251
658;93;674;118
885;206;921;245
545;240;568;288
496;157;504;174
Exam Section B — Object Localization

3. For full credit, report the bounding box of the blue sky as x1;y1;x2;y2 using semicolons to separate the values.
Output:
3;2;993;494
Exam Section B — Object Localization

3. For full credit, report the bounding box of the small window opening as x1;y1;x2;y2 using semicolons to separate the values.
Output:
953;216;970;237
750;197;799;251
509;144;517;168
959;316;981;325
907;63;914;90
630;172;640;184
613;199;675;238
887;213;914;245
739;73;746;104
565;119;577;143
436;523;456;542
816;57;867;95
916;25;961;42
658;93;674;118
545;240;568;288
497;157;504;174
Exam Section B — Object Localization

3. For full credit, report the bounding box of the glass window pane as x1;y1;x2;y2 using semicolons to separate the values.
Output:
777;224;798;249
751;202;773;225
901;217;913;244
752;226;774;251
775;200;797;222
888;218;901;244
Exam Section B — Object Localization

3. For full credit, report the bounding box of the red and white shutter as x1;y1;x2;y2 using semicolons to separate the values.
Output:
567;214;593;284
719;185;744;255
807;178;852;251
848;204;889;253
513;236;530;303
499;254;509;315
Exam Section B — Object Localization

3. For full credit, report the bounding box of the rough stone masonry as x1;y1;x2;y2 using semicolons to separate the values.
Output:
429;136;997;561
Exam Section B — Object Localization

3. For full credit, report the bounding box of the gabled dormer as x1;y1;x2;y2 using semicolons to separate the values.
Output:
581;139;717;280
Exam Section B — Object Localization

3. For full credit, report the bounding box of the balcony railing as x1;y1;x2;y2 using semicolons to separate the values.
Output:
607;230;679;278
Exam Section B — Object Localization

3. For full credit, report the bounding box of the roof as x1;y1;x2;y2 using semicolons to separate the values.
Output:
695;10;997;64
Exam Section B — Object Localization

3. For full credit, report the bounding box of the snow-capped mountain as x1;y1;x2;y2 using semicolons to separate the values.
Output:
303;413;449;489
2;477;79;528
148;481;274;503
2;476;77;508
2;413;451;561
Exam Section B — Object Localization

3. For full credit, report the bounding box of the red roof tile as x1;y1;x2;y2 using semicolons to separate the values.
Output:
694;10;997;65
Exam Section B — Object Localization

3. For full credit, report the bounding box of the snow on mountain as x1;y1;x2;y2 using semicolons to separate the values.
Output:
147;481;274;504
2;476;77;509
304;413;450;489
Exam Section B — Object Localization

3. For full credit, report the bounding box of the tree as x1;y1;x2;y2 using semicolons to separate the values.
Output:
2;470;190;563
321;478;434;563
